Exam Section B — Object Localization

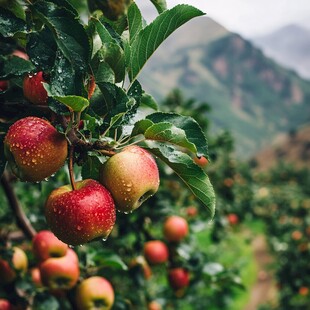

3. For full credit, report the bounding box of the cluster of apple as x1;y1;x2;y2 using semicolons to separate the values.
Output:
3;67;161;246
131;215;190;309
0;230;115;309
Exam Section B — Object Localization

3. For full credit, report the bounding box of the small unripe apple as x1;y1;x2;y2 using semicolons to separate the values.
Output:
99;145;160;213
0;247;28;284
4;117;68;182
32;230;68;262
163;216;189;242
39;249;79;290
168;268;190;290
45;179;116;245
227;213;239;226
0;80;8;92
0;299;12;310
23;71;48;105
144;240;169;265
75;276;115;310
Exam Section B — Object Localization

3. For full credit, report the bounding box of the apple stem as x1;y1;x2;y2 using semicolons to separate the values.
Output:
99;149;116;157
69;146;77;191
1;171;36;239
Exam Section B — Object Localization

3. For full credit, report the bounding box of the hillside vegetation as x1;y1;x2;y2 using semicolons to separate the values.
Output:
140;18;310;157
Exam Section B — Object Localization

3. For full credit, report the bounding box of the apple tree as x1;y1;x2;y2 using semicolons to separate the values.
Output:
0;0;249;309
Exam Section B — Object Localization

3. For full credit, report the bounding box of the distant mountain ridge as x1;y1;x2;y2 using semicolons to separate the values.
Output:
140;17;310;157
251;24;310;79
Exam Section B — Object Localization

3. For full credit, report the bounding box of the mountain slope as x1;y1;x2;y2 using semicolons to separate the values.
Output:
140;17;310;157
254;124;310;171
251;24;310;79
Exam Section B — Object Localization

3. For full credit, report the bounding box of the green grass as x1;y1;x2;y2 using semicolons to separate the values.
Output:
195;224;259;310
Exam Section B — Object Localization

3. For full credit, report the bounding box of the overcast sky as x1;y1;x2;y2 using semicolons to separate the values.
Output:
136;0;310;37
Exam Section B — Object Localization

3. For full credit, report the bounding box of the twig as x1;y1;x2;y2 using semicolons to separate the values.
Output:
69;145;77;191
1;171;36;239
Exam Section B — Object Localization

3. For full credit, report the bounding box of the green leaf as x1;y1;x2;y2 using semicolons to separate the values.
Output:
147;112;208;157
146;142;215;219
83;113;102;138
101;255;128;270
0;8;27;37
131;119;153;136
53;95;89;112
95;82;138;126
150;0;167;14
141;92;158;110
203;263;224;276
0;56;35;79
32;1;90;71
129;4;204;82
92;18;114;45
81;155;105;180
128;2;143;43
33;292;59;310
27;28;57;71
94;61;115;84
128;80;143;101
97;42;125;83
0;0;26;20
46;0;78;16
48;50;85;97
144;122;197;153
131;112;208;157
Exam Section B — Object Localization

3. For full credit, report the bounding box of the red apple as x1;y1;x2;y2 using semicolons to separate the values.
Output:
0;80;8;92
129;256;152;280
0;299;12;310
194;156;208;167
168;268;190;290
75;276;115;310
163;216;188;242
144;240;169;265
0;247;28;284
227;213;239;226
148;301;162;310
4;117;68;182
45;179;116;245
23;71;48;105
99;145;159;213
32;230;68;262
186;206;198;218
39;249;79;290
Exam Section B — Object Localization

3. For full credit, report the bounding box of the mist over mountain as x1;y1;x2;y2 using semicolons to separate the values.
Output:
251;24;310;79
139;17;310;158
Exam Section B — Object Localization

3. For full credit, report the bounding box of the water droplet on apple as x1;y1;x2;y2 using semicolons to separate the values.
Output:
76;225;82;231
